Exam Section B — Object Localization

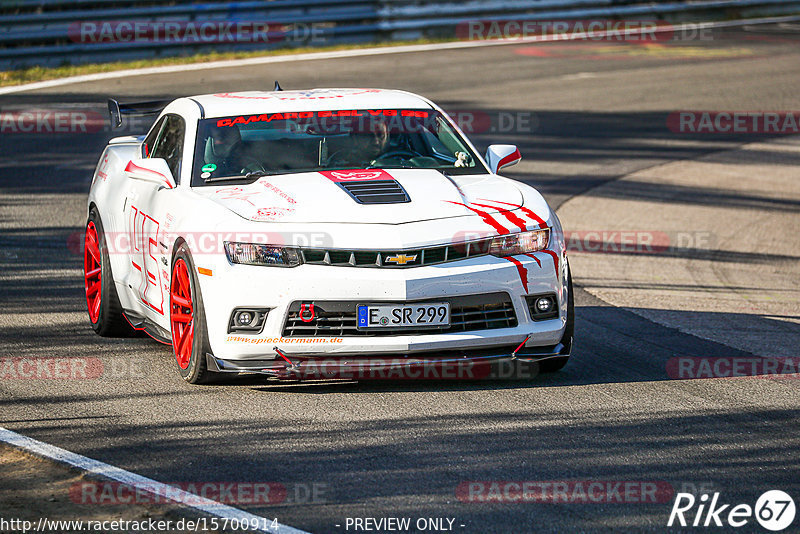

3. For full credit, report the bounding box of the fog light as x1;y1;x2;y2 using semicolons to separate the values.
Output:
228;308;270;333
536;297;552;313
236;311;254;326
525;293;559;321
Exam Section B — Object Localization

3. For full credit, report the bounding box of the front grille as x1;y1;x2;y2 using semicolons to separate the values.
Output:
300;239;492;268
338;179;410;204
282;293;517;337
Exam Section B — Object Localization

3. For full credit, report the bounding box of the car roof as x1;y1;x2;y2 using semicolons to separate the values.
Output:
187;88;434;118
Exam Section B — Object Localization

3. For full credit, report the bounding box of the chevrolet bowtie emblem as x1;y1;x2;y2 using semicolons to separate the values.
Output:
384;254;417;265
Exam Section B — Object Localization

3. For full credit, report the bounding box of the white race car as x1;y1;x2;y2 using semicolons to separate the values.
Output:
85;87;573;383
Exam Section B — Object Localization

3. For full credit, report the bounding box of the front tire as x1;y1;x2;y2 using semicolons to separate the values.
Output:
84;209;135;337
170;244;216;384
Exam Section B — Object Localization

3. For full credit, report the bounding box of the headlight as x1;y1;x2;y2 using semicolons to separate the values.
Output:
224;242;302;267
489;229;549;257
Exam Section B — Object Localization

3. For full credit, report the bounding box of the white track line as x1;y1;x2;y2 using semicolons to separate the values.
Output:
0;427;310;534
0;14;798;96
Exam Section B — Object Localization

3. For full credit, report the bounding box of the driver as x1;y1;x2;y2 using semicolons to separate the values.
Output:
204;126;262;176
329;120;390;167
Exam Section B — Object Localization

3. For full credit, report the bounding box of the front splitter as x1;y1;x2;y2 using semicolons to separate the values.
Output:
205;336;571;380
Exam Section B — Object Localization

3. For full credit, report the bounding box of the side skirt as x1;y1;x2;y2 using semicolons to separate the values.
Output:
123;311;172;345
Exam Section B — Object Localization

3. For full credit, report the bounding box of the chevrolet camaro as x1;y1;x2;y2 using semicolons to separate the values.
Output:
84;87;573;383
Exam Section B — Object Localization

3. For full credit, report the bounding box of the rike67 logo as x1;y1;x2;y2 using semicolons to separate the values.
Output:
668;490;796;530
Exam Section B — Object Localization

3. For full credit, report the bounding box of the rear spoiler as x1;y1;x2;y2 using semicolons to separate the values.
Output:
107;98;172;129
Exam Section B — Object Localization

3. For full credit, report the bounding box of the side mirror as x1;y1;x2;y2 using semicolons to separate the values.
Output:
486;145;521;174
124;158;176;189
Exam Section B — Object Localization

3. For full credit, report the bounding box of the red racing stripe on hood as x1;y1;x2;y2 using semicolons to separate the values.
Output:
471;202;528;232
479;198;547;228
444;201;509;235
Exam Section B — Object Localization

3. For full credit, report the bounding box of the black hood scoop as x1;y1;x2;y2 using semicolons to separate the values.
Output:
337;180;410;204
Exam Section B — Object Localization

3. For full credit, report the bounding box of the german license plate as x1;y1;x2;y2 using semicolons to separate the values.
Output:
357;303;450;329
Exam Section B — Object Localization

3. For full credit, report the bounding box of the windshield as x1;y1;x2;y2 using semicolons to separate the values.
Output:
191;109;487;185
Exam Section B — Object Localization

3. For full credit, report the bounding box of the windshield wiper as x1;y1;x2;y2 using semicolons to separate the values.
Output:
365;164;414;170
202;170;278;183
244;170;275;179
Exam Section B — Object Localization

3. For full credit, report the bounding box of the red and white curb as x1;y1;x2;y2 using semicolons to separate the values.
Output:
0;427;310;534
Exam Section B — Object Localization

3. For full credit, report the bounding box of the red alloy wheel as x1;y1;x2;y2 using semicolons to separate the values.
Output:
170;258;194;370
84;221;102;323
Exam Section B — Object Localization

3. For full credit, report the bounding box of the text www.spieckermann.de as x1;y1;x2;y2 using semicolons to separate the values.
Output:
1;516;273;532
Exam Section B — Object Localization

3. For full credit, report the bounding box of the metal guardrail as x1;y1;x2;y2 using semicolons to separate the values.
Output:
377;0;800;37
0;0;798;69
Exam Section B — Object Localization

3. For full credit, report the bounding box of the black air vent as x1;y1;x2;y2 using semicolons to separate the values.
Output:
338;180;410;204
283;293;517;337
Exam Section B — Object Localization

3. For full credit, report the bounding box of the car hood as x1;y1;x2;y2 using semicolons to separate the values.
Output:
195;168;530;225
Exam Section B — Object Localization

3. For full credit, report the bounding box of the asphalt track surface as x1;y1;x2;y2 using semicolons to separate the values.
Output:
1;25;800;533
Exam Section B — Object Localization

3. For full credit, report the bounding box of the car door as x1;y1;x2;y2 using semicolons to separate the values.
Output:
124;114;185;326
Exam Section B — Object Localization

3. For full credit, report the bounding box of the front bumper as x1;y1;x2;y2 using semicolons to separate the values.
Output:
196;250;568;361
